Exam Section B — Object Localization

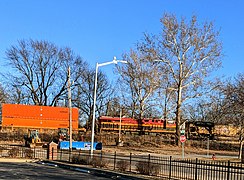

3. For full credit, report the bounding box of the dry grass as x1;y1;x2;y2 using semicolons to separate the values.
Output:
102;144;240;162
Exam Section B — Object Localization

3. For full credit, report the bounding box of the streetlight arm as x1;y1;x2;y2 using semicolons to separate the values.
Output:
97;56;127;67
97;61;116;67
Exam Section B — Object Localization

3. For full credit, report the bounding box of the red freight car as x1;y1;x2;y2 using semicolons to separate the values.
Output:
98;116;176;134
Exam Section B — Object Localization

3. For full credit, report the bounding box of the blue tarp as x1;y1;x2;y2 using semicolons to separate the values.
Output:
59;141;102;150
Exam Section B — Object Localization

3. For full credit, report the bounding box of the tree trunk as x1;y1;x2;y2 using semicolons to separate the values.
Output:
176;85;182;146
139;100;144;133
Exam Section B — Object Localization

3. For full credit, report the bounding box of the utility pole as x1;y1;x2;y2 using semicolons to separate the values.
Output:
118;108;122;144
68;67;72;151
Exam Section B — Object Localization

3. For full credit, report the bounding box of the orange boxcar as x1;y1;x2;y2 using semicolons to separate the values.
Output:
1;103;78;129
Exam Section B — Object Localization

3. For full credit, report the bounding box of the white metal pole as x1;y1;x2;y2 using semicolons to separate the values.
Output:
91;63;98;156
68;67;72;151
90;58;127;155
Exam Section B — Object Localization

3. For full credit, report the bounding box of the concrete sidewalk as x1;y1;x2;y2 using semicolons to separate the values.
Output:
0;158;37;163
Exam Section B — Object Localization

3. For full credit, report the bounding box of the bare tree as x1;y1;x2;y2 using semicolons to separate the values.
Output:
104;78;132;118
105;97;121;117
0;84;8;121
0;84;7;104
4;39;85;106
156;73;177;120
184;78;225;123
138;14;223;145
221;74;244;159
72;66;113;130
117;50;162;128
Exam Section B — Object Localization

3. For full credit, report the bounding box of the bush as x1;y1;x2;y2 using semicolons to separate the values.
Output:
72;155;90;165
136;161;160;176
24;149;33;159
0;146;5;153
0;133;9;141
117;160;129;172
8;147;19;158
136;161;149;175
72;154;109;168
91;156;109;168
123;140;140;147
150;164;160;176
41;133;54;142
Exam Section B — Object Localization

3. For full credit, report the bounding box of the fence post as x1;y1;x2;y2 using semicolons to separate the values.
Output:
195;158;198;180
130;153;132;172
148;154;151;175
227;160;230;180
69;148;71;162
52;147;54;160
21;147;23;158
169;156;172;179
59;148;62;161
114;151;117;170
56;146;58;161
34;147;36;159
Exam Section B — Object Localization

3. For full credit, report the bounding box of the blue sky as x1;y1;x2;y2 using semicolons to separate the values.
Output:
0;0;243;80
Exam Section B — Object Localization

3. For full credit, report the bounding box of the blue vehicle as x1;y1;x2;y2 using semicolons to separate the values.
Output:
59;141;102;150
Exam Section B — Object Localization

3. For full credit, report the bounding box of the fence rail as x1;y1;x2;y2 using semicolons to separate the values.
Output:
0;144;243;180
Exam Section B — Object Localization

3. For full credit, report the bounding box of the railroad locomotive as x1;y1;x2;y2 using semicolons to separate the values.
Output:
98;116;219;139
98;116;176;134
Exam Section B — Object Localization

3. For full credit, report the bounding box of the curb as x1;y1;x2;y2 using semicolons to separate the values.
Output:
40;160;151;180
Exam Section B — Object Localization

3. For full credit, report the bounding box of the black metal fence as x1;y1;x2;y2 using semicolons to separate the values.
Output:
0;144;47;159
74;151;244;180
0;144;243;180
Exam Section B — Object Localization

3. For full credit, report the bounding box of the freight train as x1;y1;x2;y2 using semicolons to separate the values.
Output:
0;103;79;133
98;116;220;139
98;116;176;134
1;103;238;139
